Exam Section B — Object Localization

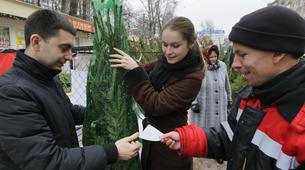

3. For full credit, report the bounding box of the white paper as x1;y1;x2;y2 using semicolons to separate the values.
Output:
139;125;164;141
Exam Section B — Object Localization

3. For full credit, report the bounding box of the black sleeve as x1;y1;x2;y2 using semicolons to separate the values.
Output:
204;124;233;160
57;76;85;125
0;86;117;170
70;103;85;125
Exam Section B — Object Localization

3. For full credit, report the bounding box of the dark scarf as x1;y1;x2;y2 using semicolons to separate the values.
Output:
149;49;202;91
207;60;220;71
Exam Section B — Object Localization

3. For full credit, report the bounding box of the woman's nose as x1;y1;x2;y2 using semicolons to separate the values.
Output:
165;46;172;55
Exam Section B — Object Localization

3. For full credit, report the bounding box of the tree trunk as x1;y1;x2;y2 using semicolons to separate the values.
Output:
147;0;154;37
82;0;90;20
61;0;68;13
69;0;79;17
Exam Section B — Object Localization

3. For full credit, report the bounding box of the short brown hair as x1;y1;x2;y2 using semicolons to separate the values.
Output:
25;9;76;48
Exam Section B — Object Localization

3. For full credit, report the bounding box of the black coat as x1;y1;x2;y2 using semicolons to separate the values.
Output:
0;51;117;170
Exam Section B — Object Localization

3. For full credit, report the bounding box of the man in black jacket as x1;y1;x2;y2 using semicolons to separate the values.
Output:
0;9;141;170
160;6;305;170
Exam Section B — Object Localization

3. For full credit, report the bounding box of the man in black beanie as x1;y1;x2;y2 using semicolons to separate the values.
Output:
160;6;305;170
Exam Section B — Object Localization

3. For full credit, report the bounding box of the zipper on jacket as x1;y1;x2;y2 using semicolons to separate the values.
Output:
242;158;247;170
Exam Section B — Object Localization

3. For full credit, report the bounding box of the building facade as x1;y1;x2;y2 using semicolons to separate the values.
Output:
0;16;25;49
268;0;305;18
0;0;94;49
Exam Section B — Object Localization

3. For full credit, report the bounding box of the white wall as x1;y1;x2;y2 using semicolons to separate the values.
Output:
0;17;25;49
76;31;93;46
0;16;93;49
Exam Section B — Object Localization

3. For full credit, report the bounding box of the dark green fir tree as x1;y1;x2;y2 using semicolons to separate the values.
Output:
83;0;140;169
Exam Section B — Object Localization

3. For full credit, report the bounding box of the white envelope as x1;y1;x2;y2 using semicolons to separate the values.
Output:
139;125;164;141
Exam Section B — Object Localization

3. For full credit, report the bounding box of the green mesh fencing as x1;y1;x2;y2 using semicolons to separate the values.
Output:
82;0;140;169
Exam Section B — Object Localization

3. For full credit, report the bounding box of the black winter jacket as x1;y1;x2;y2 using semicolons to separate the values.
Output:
205;60;305;170
0;51;117;170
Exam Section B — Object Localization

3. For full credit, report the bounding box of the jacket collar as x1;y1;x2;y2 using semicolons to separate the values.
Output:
14;50;60;81
241;60;305;122
252;60;305;107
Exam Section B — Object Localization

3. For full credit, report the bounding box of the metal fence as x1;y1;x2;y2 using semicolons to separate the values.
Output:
60;53;90;107
60;53;91;147
60;51;158;146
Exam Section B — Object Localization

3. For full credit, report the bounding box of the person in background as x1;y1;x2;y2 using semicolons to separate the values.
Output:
189;44;232;165
0;9;141;170
160;6;305;170
189;44;232;129
109;17;204;170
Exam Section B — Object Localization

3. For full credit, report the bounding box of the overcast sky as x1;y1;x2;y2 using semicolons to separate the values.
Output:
129;0;275;37
175;0;274;36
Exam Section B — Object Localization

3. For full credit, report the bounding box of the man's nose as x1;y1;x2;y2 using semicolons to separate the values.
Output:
65;50;74;61
231;56;241;71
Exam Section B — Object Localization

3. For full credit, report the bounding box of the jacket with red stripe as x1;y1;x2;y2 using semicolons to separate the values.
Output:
178;60;305;170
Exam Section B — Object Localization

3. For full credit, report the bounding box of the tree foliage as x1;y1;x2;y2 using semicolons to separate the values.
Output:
221;45;247;101
128;36;162;63
19;0;93;20
83;0;140;169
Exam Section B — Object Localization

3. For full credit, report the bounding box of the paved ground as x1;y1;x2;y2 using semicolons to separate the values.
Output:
193;158;227;170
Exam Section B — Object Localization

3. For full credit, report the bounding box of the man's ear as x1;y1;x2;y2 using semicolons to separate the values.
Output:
272;52;286;64
29;34;42;51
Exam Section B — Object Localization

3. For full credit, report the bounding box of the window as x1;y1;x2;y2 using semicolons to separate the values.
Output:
0;26;10;49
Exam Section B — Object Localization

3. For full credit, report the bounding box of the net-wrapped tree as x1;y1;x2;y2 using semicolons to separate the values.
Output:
83;0;140;169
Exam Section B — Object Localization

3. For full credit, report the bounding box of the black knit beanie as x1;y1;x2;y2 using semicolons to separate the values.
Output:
229;6;305;57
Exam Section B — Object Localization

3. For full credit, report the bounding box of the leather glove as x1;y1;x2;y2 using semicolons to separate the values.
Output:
191;103;200;113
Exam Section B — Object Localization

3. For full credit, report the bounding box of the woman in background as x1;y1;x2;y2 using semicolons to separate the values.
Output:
189;45;232;129
189;45;231;166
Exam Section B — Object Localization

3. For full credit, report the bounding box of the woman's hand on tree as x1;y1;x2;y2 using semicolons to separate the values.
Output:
109;48;139;70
